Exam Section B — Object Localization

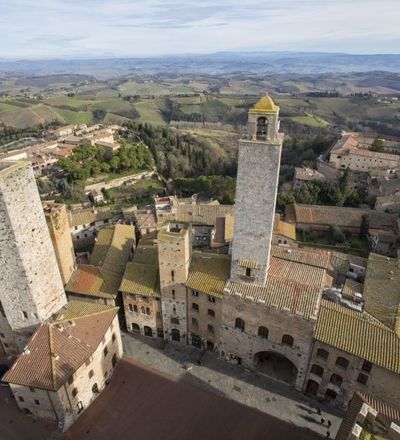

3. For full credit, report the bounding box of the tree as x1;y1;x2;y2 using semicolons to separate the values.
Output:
329;224;346;244
369;137;384;152
360;214;370;238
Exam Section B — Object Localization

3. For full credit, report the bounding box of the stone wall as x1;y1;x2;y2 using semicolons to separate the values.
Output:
305;340;400;409
158;223;192;344
45;204;76;285
0;162;66;339
230;137;283;285
219;294;315;391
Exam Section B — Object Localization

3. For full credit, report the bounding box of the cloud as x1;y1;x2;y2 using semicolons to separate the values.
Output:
0;0;399;58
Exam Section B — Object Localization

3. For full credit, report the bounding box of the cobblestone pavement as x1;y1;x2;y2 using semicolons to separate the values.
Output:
122;332;344;438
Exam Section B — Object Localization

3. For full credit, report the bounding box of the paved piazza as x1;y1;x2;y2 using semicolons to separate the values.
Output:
121;332;344;438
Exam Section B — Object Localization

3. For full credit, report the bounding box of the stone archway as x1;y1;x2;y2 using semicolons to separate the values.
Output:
254;351;298;385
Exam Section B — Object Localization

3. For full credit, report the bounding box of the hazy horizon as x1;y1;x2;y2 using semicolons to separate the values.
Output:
1;0;400;59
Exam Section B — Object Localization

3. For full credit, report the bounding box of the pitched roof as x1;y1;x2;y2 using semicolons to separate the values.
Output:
271;246;331;271
186;253;231;298
250;95;279;113
336;392;400;440
363;253;400;332
314;300;400;374
3;301;118;391
65;264;121;299
120;262;160;297
159;204;234;227
68;207;112;227
288;203;397;231
89;224;135;275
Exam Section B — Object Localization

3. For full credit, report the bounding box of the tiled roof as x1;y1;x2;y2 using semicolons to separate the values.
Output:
134;209;158;229
336;392;400;440
288;203;397;231
330;252;367;275
133;244;159;265
120;262;160;297
226;279;322;320
89;224;135;275
65;264;121;299
363;253;400;332
342;278;363;296
68;207;112;227
3;301;118;391
271;246;331;270
186;253;231;298
159;204;234;227
314;300;400;374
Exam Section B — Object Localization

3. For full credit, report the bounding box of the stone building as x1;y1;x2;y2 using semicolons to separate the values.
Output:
43;203;76;285
120;243;163;338
3;301;122;431
158;222;192;344
230;95;283;285
0;161;66;354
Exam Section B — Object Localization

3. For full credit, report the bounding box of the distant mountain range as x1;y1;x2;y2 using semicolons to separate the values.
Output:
1;52;400;78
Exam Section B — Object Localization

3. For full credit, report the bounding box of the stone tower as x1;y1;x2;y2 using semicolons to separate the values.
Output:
44;203;76;285
158;222;192;344
0;161;66;351
230;96;284;285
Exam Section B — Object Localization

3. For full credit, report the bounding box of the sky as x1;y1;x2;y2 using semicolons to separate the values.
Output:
1;0;400;59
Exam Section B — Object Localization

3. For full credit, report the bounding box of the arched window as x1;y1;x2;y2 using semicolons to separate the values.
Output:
235;318;245;332
92;383;99;394
171;328;180;342
330;373;343;387
282;334;294;347
144;326;153;337
145;307;151;315
258;326;269;339
310;364;324;377
316;348;329;360
256;117;268;139
131;323;140;334
335;356;349;369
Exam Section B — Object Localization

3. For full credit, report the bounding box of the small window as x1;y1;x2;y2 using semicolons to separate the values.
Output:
282;334;294;347
208;296;215;303
311;364;324;377
171;270;175;282
143;296;149;303
330;374;343;387
192;290;199;297
34;399;40;406
103;346;108;357
208;309;215;317
172;289;176;299
68;375;74;385
85;357;91;367
357;373;368;385
245;268;251;277
22;311;28;319
133;305;138;313
362;360;373;373
207;324;214;334
88;370;94;379
72;388;78;398
171;317;180;325
316;348;329;361
112;333;116;342
146;307;150;316
128;304;133;312
235;318;245;332
29;387;35;393
335;357;349;369
191;317;198;327
192;303;199;312
258;326;269;339
18;396;24;402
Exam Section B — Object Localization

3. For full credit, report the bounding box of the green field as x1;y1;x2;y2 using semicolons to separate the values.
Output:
135;100;166;125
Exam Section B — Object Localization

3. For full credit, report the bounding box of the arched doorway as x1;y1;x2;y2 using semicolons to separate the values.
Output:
254;351;298;385
144;326;153;337
305;379;319;396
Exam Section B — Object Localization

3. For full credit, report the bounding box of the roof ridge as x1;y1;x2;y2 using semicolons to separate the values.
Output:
48;324;57;390
56;306;119;324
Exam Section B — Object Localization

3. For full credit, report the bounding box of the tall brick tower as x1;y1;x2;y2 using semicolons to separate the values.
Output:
158;222;192;344
230;96;284;285
0;161;66;352
44;203;76;285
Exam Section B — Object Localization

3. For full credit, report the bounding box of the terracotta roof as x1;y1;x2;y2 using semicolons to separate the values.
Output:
3;301;118;391
363;253;400;332
288;203;397;231
68;207;112;227
226;279;322;320
89;224;135;275
186;253;231;299
120;262;160;297
315;300;400;374
159;204;234;227
271;246;331;270
65;264;121;299
134;209;158;230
